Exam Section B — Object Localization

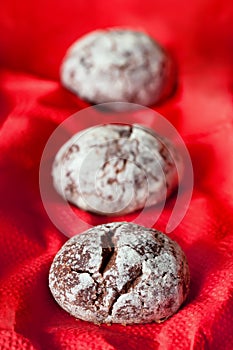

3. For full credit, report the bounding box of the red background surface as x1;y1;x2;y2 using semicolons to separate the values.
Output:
1;0;233;349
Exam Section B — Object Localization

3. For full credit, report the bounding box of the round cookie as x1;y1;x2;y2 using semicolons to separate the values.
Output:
49;222;190;324
52;124;183;215
60;28;175;106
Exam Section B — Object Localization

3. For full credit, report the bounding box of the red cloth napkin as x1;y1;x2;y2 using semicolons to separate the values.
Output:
1;0;233;349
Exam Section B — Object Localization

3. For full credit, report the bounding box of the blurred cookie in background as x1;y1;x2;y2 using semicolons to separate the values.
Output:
60;28;176;107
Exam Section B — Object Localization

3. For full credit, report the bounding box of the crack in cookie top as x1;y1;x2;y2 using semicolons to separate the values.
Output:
60;28;175;106
49;222;190;324
52;124;183;216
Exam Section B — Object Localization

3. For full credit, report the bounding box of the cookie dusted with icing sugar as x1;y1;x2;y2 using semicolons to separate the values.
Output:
49;222;190;324
60;28;175;106
52;124;183;216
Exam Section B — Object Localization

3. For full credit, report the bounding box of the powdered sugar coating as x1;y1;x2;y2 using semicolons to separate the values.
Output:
60;28;175;106
49;222;190;324
52;124;183;215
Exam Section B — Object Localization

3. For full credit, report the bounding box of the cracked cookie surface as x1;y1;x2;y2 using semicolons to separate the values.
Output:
52;124;183;215
49;222;190;324
60;28;175;106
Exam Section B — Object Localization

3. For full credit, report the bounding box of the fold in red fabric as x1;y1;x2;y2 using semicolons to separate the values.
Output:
0;0;233;349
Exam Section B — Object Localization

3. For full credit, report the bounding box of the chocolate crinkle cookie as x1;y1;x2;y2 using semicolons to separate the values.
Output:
60;28;175;106
49;222;190;324
52;124;183;215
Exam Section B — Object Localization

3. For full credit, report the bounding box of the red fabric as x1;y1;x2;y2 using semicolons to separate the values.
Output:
1;0;233;349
